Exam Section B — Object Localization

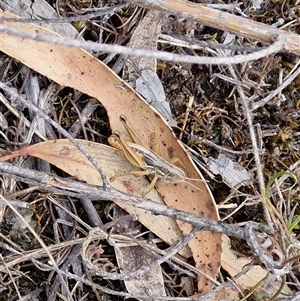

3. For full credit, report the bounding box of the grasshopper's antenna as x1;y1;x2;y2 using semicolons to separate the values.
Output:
181;177;208;192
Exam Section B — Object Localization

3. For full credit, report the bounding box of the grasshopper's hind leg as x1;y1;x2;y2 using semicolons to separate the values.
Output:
142;175;159;197
110;170;150;182
111;170;158;198
111;170;158;197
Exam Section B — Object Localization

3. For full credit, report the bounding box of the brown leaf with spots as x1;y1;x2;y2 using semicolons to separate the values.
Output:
0;11;221;293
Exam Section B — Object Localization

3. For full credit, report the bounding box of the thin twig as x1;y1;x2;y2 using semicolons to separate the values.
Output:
244;223;290;275
0;160;274;241
129;0;300;53
0;93;47;141
250;66;300;110
0;194;75;301
2;3;127;24
225;65;273;227
0;24;284;65
0;83;110;190
82;225;220;284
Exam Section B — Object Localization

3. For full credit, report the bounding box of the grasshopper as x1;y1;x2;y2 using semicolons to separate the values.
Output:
108;115;201;196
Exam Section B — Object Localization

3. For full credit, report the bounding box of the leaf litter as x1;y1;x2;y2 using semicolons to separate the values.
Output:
0;0;300;300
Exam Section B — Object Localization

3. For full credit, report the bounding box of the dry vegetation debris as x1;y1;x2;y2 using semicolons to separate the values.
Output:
0;0;300;300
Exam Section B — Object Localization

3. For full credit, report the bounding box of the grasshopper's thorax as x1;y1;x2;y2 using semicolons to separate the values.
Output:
127;142;186;183
152;166;185;183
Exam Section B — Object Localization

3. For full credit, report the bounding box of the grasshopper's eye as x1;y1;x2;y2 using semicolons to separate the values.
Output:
155;167;166;177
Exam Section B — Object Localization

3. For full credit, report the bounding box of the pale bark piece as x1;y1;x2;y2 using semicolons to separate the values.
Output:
113;206;166;297
0;0;79;38
207;154;252;187
123;11;176;125
116;245;166;298
0;11;221;293
136;70;176;126
123;10;162;85
0;111;8;130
